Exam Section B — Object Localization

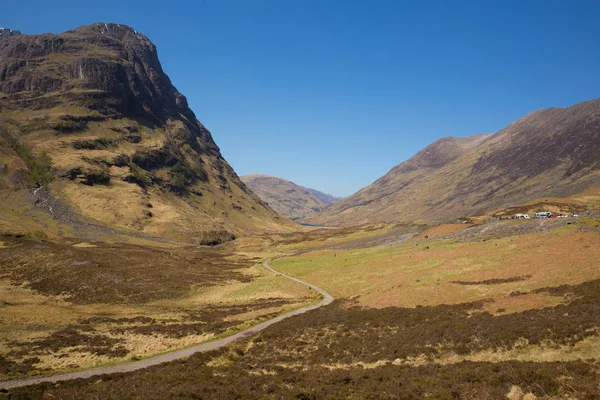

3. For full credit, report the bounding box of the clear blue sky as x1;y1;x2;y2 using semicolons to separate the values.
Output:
4;1;600;197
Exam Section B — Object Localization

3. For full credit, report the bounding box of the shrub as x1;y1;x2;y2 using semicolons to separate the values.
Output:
197;230;236;246
1;128;54;187
169;162;195;193
128;162;152;188
30;230;47;239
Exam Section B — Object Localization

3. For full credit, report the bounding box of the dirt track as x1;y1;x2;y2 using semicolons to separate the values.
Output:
0;259;334;390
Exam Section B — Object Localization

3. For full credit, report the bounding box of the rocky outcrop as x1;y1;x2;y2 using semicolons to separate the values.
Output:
0;24;206;126
0;27;21;41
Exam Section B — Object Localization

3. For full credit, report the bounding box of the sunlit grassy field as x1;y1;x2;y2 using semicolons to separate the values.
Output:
272;222;600;310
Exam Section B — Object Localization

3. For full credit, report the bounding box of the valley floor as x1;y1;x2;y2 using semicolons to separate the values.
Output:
1;215;600;399
0;237;316;378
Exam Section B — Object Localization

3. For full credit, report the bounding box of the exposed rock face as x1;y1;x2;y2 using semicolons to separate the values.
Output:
241;174;341;220
0;23;292;241
1;24;209;129
0;28;22;41
305;99;600;226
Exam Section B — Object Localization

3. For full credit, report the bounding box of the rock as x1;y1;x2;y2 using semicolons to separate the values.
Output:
82;170;111;186
0;27;22;41
0;23;203;125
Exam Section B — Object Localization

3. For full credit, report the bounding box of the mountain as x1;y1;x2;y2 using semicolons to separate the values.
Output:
304;99;600;226
305;188;341;206
0;23;293;242
241;174;341;219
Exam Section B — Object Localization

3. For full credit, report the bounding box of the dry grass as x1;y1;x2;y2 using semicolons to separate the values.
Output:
268;223;401;253
0;236;314;378
273;224;600;310
412;223;471;239
5;219;600;399
1;108;297;243
316;333;600;369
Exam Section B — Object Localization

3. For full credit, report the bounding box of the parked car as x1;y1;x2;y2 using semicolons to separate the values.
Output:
534;212;552;218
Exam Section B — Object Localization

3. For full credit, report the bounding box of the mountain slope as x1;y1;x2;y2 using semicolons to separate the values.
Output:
305;187;341;206
241;174;341;219
0;23;293;242
304;99;600;226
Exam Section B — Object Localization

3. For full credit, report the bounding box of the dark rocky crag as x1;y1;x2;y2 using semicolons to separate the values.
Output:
1;23;213;138
0;23;291;241
0;27;22;40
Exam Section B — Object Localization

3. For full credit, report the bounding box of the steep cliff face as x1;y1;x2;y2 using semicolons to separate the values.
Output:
1;24;208;128
305;99;600;226
0;23;293;241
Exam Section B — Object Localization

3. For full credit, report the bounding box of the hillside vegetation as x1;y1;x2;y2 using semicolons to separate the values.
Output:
305;100;600;226
0;23;293;243
0;234;315;378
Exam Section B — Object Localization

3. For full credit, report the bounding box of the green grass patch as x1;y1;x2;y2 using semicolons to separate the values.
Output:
0;127;53;187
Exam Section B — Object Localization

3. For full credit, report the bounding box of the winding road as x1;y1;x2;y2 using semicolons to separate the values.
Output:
0;259;333;390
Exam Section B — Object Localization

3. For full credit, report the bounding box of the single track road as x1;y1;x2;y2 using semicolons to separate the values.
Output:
0;259;333;390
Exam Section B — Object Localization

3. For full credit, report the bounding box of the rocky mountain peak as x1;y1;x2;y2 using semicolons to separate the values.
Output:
0;27;22;41
0;22;196;126
74;22;149;41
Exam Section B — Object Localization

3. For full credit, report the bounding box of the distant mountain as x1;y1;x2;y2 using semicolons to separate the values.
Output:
305;188;342;206
0;23;293;243
304;99;600;226
241;175;341;219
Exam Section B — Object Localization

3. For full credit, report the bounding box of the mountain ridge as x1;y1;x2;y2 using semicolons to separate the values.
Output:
241;174;341;219
304;99;600;226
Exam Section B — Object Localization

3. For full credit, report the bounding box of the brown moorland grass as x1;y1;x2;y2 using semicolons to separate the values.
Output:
2;218;598;397
0;235;314;377
262;223;426;255
412;223;471;240
6;277;600;399
6;360;598;399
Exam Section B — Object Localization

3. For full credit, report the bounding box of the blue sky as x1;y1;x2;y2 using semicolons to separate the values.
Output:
3;1;600;197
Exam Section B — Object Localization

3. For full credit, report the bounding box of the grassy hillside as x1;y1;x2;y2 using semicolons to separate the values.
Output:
0;23;294;243
241;174;340;219
305;99;600;226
